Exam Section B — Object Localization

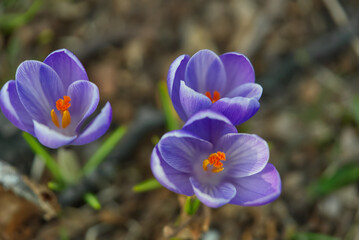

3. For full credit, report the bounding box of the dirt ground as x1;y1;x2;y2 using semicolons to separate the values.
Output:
0;0;359;239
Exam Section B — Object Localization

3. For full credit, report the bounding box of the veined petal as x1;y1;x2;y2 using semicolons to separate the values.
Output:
71;102;112;145
220;52;255;94
33;120;76;149
158;130;213;173
44;49;88;89
210;97;260;125
16;60;65;124
67;80;99;131
0;81;34;135
167;54;190;121
179;80;212;121
185;49;227;93
151;146;194;196
190;177;236;208
182;110;237;143
229;163;281;206
216;133;269;177
226;83;262;100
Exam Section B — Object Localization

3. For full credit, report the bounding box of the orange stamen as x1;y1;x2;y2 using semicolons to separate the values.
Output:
51;109;60;128
62;110;71;128
51;96;72;128
205;91;221;103
202;151;226;173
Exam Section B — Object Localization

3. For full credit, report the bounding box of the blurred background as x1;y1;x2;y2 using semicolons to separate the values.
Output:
0;0;359;239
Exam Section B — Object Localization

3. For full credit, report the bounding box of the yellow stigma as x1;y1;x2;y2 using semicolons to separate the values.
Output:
51;96;71;128
202;151;226;173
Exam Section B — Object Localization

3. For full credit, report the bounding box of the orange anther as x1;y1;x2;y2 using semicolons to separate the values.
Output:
62;110;71;128
202;152;226;173
51;109;60;128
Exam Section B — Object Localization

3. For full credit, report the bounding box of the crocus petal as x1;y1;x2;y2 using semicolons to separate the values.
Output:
16;60;65;124
0;81;34;135
182;110;237;143
151;146;194;196
71;102;112;145
190;177;236;208
210;97;260;125
229;163;281;206
158;130;213;173
216;133;269;177
44;49;88;89
179;80;212;121
67;80;99;131
33;120;76;149
167;55;190;121
185;49;227;93
226;83;262;100
220;52;255;94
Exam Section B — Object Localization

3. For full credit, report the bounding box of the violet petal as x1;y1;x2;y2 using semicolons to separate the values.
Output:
185;49;227;93
151;146;194;196
33;120;76;149
158;130;213;173
216;133;269;177
0;80;34;135
44;49;88;89
71;102;112;145
190;177;236;208
179;80;212;120
210;97;260;125
182;110;237;143
229;163;281;206
226;83;262;100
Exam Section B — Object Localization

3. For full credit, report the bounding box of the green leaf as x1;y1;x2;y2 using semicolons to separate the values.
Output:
184;196;201;215
84;193;101;210
291;232;340;240
82;126;127;175
158;81;180;131
133;178;162;192
0;0;43;33
309;163;359;198
22;132;63;183
48;181;65;191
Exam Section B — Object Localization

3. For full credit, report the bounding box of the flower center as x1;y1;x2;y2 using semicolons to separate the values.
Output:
205;90;221;103
51;96;71;128
202;151;226;173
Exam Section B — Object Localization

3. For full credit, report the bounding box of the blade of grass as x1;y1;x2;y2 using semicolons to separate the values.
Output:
309;163;359;199
22;132;63;183
84;192;101;210
82;126;127;175
133;178;162;192
158;81;180;131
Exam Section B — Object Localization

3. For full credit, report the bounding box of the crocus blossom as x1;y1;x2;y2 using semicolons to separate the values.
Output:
0;49;112;149
168;49;262;125
151;110;281;208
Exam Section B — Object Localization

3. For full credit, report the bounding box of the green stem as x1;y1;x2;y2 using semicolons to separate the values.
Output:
22;132;63;183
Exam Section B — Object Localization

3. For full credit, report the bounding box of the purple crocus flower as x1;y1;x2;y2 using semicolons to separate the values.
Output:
151;110;281;208
0;49;112;149
168;49;262;125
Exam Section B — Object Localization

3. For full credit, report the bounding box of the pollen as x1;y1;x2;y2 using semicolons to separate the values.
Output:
51;96;72;128
205;90;221;103
202;151;226;173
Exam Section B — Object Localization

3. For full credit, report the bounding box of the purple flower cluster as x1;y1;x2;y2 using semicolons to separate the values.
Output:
0;49;112;149
152;50;281;208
